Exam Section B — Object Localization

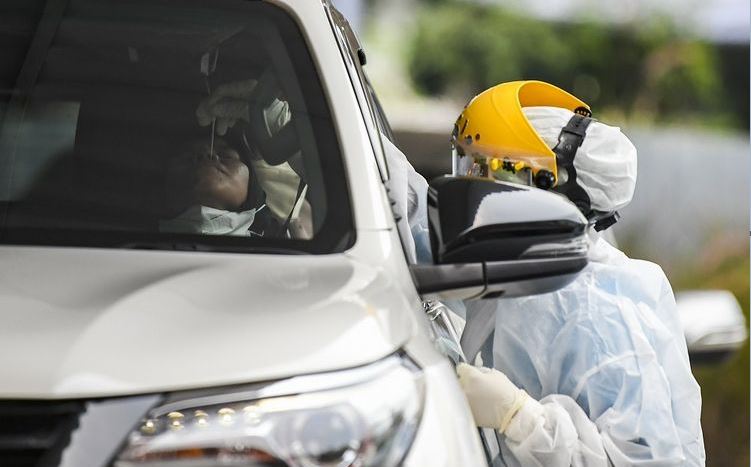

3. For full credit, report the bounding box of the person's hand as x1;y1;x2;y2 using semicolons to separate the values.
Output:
456;363;529;432
196;79;258;136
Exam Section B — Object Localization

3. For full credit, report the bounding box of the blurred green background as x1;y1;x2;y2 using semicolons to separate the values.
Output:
336;0;750;464
675;243;749;466
406;0;748;130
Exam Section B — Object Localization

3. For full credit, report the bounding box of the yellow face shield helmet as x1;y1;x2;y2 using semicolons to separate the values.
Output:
451;80;591;189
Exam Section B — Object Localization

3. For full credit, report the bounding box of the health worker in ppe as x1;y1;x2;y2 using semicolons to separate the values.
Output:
160;77;311;238
451;81;705;466
380;135;432;265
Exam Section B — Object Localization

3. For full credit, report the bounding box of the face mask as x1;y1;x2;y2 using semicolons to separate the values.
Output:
160;205;257;236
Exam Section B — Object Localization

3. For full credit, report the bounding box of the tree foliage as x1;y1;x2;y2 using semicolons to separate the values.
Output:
408;1;745;128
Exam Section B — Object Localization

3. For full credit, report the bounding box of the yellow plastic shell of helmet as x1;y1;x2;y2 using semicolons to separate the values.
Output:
452;80;589;185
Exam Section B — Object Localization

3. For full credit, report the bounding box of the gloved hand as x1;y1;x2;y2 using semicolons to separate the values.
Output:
456;363;529;433
196;79;258;136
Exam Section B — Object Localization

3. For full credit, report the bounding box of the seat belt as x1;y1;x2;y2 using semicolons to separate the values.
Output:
281;178;306;237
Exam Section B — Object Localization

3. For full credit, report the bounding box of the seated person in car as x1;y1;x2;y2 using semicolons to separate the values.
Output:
160;78;311;237
159;138;257;236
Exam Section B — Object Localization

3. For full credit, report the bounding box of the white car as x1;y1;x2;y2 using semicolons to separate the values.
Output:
0;1;591;466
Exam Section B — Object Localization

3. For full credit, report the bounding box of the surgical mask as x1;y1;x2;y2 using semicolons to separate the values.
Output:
159;205;257;236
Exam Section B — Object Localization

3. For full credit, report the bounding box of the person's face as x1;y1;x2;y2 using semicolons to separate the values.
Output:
168;139;250;211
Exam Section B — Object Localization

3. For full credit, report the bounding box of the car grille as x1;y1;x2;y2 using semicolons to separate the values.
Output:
0;400;86;467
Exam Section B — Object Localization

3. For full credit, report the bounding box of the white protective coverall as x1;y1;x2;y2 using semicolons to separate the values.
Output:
383;106;705;466
463;235;705;466
458;107;705;466
380;135;431;265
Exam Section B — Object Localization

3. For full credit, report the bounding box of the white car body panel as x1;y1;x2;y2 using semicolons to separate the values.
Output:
0;0;430;404
404;361;487;466
0;0;488;464
0;242;416;398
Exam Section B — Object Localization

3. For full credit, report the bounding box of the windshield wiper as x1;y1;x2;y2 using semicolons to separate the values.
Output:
118;241;308;255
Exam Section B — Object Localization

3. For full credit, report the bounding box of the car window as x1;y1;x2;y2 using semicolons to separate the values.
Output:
0;0;353;254
365;76;396;143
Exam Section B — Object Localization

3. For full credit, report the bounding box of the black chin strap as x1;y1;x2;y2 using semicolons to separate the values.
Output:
553;113;619;232
552;114;592;212
592;211;619;231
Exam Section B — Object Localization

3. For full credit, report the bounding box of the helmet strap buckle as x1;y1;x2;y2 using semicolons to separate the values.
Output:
553;114;596;216
593;211;620;231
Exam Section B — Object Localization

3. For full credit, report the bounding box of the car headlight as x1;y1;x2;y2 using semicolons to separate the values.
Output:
114;355;424;467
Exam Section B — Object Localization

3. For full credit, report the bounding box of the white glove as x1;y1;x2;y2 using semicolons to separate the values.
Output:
456;363;529;433
196;79;258;136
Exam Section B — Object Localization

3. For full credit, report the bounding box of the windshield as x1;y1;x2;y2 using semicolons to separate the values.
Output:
0;0;353;254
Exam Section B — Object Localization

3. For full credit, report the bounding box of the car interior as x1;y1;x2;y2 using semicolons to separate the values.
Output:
0;0;342;246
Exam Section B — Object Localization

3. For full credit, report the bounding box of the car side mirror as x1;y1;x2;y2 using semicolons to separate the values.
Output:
411;176;589;300
676;290;748;365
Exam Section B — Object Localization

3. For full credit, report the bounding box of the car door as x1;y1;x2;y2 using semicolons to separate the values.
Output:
324;6;506;464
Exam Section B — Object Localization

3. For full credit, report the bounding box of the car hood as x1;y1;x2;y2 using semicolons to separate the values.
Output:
0;247;415;398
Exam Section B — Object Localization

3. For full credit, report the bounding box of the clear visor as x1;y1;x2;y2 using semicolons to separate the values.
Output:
452;146;536;186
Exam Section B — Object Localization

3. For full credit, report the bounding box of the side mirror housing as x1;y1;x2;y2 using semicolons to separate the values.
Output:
412;176;589;300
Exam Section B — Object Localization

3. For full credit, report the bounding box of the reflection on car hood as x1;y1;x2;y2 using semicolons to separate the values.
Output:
0;247;414;398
